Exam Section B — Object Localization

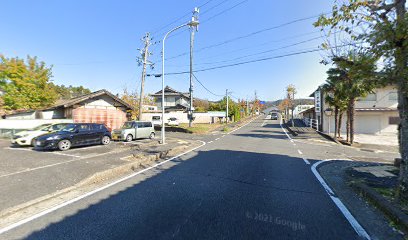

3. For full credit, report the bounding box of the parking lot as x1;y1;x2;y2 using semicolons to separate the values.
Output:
0;138;154;213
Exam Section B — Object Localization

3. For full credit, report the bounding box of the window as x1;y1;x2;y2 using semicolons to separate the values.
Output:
389;117;400;125
78;124;90;132
135;122;144;128
389;92;398;101
358;93;377;101
144;122;152;127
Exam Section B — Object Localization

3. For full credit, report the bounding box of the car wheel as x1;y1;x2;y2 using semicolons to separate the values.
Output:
58;140;71;151
149;132;155;139
101;136;111;145
125;134;133;142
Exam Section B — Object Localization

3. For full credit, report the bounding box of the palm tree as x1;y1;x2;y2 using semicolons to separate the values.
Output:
331;51;378;144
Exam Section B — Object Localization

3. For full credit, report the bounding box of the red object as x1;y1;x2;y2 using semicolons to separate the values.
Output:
72;108;127;131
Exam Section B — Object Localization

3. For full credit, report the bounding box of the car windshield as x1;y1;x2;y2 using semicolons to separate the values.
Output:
60;124;77;132
31;124;52;131
122;122;134;129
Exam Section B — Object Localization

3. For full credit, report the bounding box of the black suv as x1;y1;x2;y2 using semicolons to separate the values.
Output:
34;123;112;151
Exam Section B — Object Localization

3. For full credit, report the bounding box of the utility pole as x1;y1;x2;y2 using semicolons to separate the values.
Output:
226;89;229;123
138;32;153;120
189;8;199;127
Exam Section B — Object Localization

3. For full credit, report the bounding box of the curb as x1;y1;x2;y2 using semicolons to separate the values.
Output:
284;123;298;136
350;181;408;234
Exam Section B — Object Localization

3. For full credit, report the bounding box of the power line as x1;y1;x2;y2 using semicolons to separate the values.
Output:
193;35;324;66
150;0;216;37
192;73;224;97
200;0;249;24
195;30;321;61
165;12;330;61
150;46;349;76
166;0;245;40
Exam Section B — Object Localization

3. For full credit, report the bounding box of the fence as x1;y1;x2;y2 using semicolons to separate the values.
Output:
303;117;319;131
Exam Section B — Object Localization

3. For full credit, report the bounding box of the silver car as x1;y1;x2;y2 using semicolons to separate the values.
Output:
112;121;155;142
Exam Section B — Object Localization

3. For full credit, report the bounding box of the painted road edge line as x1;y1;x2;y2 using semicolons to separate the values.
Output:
311;161;371;240
303;158;310;165
228;116;259;134
0;141;207;235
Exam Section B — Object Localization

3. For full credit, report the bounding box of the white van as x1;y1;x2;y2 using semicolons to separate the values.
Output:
152;116;162;126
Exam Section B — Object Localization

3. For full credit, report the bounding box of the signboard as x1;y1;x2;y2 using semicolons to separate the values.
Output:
259;101;265;105
314;89;321;113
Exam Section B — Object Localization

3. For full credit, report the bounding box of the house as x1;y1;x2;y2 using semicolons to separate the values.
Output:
143;86;226;124
308;85;399;136
293;105;314;118
150;86;191;111
2;89;133;131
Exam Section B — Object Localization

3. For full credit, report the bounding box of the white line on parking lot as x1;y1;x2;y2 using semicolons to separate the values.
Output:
52;152;81;158
0;141;207;235
0;159;82;178
4;147;32;151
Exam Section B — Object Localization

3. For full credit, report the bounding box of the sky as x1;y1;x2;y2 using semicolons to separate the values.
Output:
1;0;334;102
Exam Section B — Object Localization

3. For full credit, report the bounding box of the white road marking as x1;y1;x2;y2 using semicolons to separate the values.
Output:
0;141;207;235
297;149;303;155
0;159;82;178
279;124;292;141
215;138;220;141
303;158;310;165
4;147;32;151
51;152;81;158
228;116;259;134
311;161;370;239
208;141;213;143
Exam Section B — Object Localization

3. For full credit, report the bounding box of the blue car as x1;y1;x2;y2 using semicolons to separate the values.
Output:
34;123;111;151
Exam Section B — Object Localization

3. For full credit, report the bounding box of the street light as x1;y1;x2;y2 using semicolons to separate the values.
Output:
160;12;199;144
324;108;333;135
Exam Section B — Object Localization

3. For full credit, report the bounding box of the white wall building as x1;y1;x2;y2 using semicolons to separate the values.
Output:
310;85;399;137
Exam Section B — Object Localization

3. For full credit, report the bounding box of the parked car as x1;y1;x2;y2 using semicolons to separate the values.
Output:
111;121;155;142
167;117;179;126
152;116;162;126
271;112;279;120
11;123;69;146
34;123;111;151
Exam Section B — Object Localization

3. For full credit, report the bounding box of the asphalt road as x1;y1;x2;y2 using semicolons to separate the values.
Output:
2;117;365;239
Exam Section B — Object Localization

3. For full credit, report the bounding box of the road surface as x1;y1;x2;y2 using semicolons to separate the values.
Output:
1;117;365;239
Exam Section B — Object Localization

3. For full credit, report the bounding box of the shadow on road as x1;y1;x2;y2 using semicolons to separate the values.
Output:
18;149;360;240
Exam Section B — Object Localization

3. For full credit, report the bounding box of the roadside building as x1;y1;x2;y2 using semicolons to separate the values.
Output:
150;86;191;111
308;85;399;143
143;86;226;124
1;89;133;133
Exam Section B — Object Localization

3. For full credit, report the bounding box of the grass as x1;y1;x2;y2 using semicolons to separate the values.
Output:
178;123;221;134
222;126;230;132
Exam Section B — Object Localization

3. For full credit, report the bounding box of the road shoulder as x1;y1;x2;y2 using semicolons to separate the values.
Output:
318;160;404;240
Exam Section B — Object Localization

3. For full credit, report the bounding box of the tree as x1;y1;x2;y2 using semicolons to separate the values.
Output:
193;99;210;112
120;87;153;120
286;84;297;126
323;66;349;139
0;55;57;111
314;0;408;199
50;84;91;100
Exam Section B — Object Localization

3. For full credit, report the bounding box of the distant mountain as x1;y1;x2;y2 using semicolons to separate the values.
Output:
264;98;314;108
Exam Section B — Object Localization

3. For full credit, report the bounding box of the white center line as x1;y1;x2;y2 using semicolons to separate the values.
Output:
208;141;213;143
215;138;220;141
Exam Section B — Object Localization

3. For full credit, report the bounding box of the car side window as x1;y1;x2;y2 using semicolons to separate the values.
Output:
138;122;145;128
78;124;90;132
145;122;152;128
